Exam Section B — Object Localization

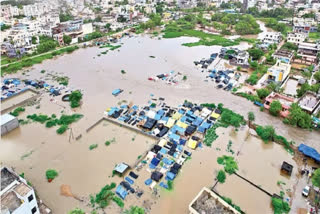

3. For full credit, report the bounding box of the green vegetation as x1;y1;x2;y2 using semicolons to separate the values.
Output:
124;206;145;214
200;103;216;108
1;24;11;31
221;196;245;214
211;13;260;35
256;125;294;153
296;83;320;97
281;42;298;51
183;75;187;81
271;197;290;214
10;107;25;117
105;141;111;146
27;113;83;134
261;18;290;34
81;32;104;42
309;32;320;40
248;112;255;124
91;183;124;209
236;92;261;102
216;170;226;183
220;107;245;127
121;69;126;74
284;103;312;129
203;123;221;146
217;155;238;174
59;13;73;22
312;169;320;187
89;144;98;150
248;48;265;60
1;46;79;74
246;64;268;85
46;169;58;180
137;13;162;30
69;90;83;108
256;88;271;99
269;100;282;116
63;34;72;45
68;208;85;214
37;36;59;54
167;180;174;190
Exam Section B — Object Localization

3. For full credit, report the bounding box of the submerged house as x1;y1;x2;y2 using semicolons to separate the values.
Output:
264;92;294;117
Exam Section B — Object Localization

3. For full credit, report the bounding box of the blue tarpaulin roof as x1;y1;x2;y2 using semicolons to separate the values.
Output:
125;176;134;185
162;158;174;165
112;89;122;95
151;158;160;166
298;144;320;162
168;133;180;142
145;178;152;186
166;172;176;180
116;185;128;199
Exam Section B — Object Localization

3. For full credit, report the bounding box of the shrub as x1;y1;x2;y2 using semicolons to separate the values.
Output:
271;197;290;214
56;125;68;134
217;170;226;183
220;108;245;127
256;88;271;99
89;144;98;150
105;141;111;146
217;156;238;174
112;196;124;208
10;107;25;116
286;103;312;129
167;180;173;190
68;208;85;214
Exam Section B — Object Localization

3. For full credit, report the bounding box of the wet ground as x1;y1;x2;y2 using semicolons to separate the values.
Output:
1;32;319;214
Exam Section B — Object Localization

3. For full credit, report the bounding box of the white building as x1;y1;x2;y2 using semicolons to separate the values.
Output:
287;32;307;45
261;32;282;44
1;114;19;136
1;167;40;214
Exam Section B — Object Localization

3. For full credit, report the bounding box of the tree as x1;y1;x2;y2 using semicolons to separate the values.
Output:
59;13;73;22
314;71;320;82
269;100;282;116
248;112;255;126
68;208;85;214
31;36;37;44
217;170;226;183
256;88;271;99
256;125;276;142
312;169;320;187
63;34;72;45
69;90;83;108
285;103;312;129
248;48;264;60
124;206;145;214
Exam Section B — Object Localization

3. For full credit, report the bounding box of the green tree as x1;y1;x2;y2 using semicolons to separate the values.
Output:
63;34;72;45
217;170;226;183
297;83;310;97
314;71;320;82
248;112;255;126
256;88;271;99
59;13;73;22
124;206;145;214
248;48;264;60
269;100;282;116
256;125;276;142
312;169;320;187
69;90;83;108
31;36;37;44
285;103;312;129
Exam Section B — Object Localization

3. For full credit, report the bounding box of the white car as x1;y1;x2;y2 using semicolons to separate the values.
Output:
302;186;310;197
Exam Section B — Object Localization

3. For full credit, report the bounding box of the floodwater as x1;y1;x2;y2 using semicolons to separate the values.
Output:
1;90;37;112
1;33;319;213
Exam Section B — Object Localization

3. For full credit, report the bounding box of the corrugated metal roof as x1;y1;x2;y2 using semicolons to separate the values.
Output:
1;114;17;126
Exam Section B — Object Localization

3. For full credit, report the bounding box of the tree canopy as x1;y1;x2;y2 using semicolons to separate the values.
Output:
285;103;312;129
269;100;282;116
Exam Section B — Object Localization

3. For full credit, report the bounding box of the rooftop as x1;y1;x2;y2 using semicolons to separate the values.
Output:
189;187;240;214
298;92;320;112
1;167;19;191
1;191;22;213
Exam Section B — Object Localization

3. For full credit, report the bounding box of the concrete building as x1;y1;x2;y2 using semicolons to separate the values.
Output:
298;91;320;114
1;167;40;214
1;114;19;136
297;42;320;64
266;60;291;84
189;187;240;214
261;32;282;44
273;49;294;64
287;32;307;45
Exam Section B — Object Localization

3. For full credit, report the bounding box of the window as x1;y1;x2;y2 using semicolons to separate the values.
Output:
28;194;34;202
31;207;37;214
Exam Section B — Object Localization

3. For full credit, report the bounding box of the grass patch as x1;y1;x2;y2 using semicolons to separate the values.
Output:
163;28;239;47
1;46;79;75
236;92;261;103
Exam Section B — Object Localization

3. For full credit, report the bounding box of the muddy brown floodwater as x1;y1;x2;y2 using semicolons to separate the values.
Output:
1;34;319;214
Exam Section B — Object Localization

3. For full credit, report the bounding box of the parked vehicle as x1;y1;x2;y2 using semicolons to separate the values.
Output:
302;186;310;197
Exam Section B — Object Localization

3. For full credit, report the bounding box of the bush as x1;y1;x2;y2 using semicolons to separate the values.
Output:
10;107;25;116
89;144;98;150
112;196;124;208
56;125;68;134
220;108;245;127
269;100;282;116
46;169;58;180
217;170;226;183
105;141;111;146
68;208;85;214
200;103;216;109
286;103;312;129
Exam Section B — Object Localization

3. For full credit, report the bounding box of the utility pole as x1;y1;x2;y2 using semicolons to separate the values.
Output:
68;127;74;143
